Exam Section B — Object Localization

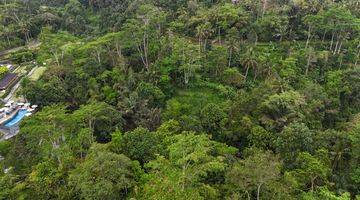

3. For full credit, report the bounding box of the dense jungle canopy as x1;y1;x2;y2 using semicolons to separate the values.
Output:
1;0;360;199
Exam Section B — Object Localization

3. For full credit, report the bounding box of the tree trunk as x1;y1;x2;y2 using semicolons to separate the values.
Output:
89;119;95;144
337;40;343;54
52;52;60;67
339;55;343;69
6;35;10;46
306;51;312;76
228;48;232;67
218;27;221;45
244;65;250;81
96;50;101;64
334;35;340;55
322;31;327;43
261;0;267;18
311;178;315;192
204;38;208;52
181;164;186;191
305;26;311;50
257;183;263;200
253;67;258;81
355;48;360;66
132;32;147;70
330;32;335;51
137;44;147;70
198;37;202;56
143;33;149;70
255;32;258;46
245;190;251;200
115;41;122;59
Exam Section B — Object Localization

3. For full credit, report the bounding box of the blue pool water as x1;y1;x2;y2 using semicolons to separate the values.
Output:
4;110;29;128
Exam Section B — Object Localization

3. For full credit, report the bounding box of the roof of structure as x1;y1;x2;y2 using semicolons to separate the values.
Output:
0;73;18;90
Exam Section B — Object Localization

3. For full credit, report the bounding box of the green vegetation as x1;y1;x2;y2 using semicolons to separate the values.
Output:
1;0;360;199
29;67;46;81
0;66;8;79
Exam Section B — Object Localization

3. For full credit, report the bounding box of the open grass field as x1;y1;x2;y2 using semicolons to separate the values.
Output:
29;67;46;81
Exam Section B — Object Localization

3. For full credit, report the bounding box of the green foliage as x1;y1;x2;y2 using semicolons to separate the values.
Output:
20;77;68;106
137;132;237;200
287;150;330;192
2;0;360;199
225;148;289;199
110;127;161;164
276;123;315;167
200;103;227;140
73;102;123;142
301;187;351;200
163;88;226;130
26;160;70;199
136;82;165;107
0;141;11;156
221;68;244;88
10;49;35;64
260;91;306;131
340;68;360;115
69;144;137;200
0;169;23;200
0;66;8;80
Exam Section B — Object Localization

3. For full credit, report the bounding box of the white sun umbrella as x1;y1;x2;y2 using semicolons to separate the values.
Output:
17;102;25;106
31;105;38;109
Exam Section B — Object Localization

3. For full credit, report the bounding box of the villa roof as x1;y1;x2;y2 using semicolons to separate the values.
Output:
0;73;18;90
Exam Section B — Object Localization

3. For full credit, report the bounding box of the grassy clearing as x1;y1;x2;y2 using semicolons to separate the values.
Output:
13;66;27;74
29;67;46;81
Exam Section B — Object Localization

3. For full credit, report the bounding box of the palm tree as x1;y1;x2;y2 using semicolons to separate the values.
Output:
241;47;258;81
225;28;239;67
196;22;214;53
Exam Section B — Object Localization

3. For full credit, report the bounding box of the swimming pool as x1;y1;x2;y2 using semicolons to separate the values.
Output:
4;109;29;128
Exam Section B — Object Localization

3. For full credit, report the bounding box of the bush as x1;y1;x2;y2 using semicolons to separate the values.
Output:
10;49;35;64
0;66;8;79
221;68;244;88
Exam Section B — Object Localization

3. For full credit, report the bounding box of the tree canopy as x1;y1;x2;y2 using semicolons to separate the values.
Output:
1;0;360;199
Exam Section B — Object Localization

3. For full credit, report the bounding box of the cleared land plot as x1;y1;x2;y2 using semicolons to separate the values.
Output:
29;67;46;81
